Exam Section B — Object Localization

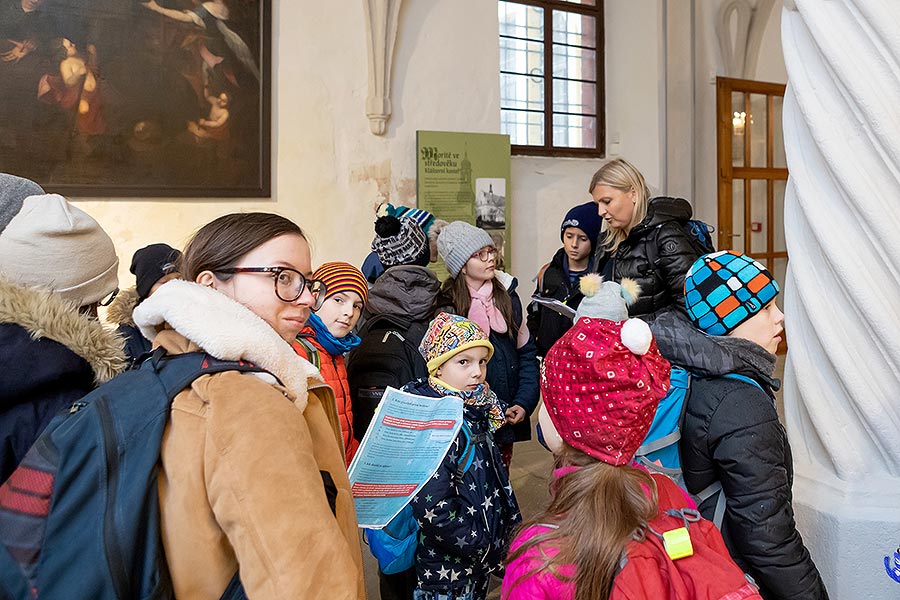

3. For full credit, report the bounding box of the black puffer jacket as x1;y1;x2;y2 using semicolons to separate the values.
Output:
679;335;828;600
594;196;702;317
526;248;587;357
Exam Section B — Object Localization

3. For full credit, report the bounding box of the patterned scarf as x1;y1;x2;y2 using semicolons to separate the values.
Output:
428;377;506;433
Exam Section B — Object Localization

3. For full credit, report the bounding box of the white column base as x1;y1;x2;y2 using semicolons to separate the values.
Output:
792;463;900;599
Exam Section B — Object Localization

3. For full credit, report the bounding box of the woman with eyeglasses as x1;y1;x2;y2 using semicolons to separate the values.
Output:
434;221;540;470
132;213;365;599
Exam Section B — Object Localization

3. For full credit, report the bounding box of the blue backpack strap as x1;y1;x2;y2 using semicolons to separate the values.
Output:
145;348;277;402
454;423;489;481
722;373;764;392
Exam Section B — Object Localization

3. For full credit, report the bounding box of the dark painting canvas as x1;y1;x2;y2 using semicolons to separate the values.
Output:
0;0;270;196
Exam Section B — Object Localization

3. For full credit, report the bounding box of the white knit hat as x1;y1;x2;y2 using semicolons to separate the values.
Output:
436;221;494;277
0;194;119;307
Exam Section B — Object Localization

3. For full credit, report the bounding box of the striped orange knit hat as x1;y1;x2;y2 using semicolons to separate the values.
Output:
313;261;369;306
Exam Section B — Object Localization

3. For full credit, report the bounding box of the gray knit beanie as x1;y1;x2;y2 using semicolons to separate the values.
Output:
436;221;494;277
0;194;119;306
0;173;44;235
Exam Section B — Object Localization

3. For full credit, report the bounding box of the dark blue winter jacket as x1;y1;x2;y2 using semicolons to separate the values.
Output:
402;378;521;593
0;280;125;481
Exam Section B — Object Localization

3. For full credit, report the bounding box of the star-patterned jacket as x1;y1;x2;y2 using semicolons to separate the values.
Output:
403;378;521;592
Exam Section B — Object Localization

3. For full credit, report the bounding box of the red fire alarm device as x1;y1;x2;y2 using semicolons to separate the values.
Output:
751;222;763;233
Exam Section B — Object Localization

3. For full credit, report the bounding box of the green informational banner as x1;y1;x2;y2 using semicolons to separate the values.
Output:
416;131;512;275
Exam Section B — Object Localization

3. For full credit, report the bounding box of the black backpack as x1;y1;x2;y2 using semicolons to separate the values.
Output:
347;314;429;442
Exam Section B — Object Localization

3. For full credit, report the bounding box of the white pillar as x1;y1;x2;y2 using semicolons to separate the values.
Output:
781;2;900;598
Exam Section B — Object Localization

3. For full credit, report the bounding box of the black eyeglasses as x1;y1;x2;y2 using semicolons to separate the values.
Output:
98;288;119;307
215;267;327;309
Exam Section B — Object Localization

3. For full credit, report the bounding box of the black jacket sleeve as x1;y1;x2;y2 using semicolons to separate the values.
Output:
654;222;702;310
707;387;829;600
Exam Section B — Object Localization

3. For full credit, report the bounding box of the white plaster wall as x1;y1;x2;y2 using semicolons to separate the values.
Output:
511;0;665;286
73;0;500;285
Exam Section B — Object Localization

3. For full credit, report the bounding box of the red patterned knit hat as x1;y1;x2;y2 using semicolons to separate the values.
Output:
313;262;368;306
540;317;671;465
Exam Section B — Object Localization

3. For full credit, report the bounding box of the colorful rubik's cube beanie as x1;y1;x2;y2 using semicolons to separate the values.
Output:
313;261;369;305
419;312;495;375
683;250;780;336
540;316;671;465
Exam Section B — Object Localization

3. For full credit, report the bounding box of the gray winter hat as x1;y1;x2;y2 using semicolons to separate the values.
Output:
436;221;494;277
0;194;119;307
0;173;44;235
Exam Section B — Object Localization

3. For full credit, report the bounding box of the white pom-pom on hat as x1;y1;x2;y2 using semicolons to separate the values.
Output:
621;318;652;355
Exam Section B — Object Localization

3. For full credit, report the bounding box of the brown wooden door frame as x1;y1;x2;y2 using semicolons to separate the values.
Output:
716;77;788;255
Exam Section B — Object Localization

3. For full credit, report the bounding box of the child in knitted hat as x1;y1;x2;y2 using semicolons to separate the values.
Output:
436;221;540;470
362;203;443;283
107;243;182;368
679;251;828;599
293;261;369;466
400;312;521;600
503;272;764;600
527;202;603;357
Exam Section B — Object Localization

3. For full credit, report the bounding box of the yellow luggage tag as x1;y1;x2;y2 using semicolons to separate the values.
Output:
662;526;694;560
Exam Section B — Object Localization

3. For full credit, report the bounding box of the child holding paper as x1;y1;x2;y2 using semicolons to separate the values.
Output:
402;312;521;600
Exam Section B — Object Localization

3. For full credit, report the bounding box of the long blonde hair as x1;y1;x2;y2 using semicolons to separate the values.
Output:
503;445;658;600
588;159;651;254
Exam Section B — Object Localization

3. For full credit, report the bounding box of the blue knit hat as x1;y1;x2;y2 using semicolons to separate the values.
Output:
560;202;602;251
683;251;780;336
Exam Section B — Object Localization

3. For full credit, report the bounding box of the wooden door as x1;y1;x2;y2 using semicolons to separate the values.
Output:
716;77;788;350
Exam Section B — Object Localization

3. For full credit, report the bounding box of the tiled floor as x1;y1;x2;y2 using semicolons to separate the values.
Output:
362;354;787;598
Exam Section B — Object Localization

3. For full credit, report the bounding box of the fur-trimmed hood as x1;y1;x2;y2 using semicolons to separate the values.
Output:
134;280;324;411
0;277;127;384
106;286;140;327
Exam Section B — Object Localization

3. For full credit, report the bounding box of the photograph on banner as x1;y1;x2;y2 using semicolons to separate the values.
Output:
349;387;463;529
416;130;511;276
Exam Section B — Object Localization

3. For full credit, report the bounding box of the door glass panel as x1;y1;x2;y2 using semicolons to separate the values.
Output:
731;92;746;167
772;257;788;310
731;179;745;253
749;94;768;168
772;95;786;168
750;180;768;254
774;179;786;253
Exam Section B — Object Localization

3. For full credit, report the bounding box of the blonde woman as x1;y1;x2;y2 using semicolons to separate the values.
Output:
589;158;703;317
